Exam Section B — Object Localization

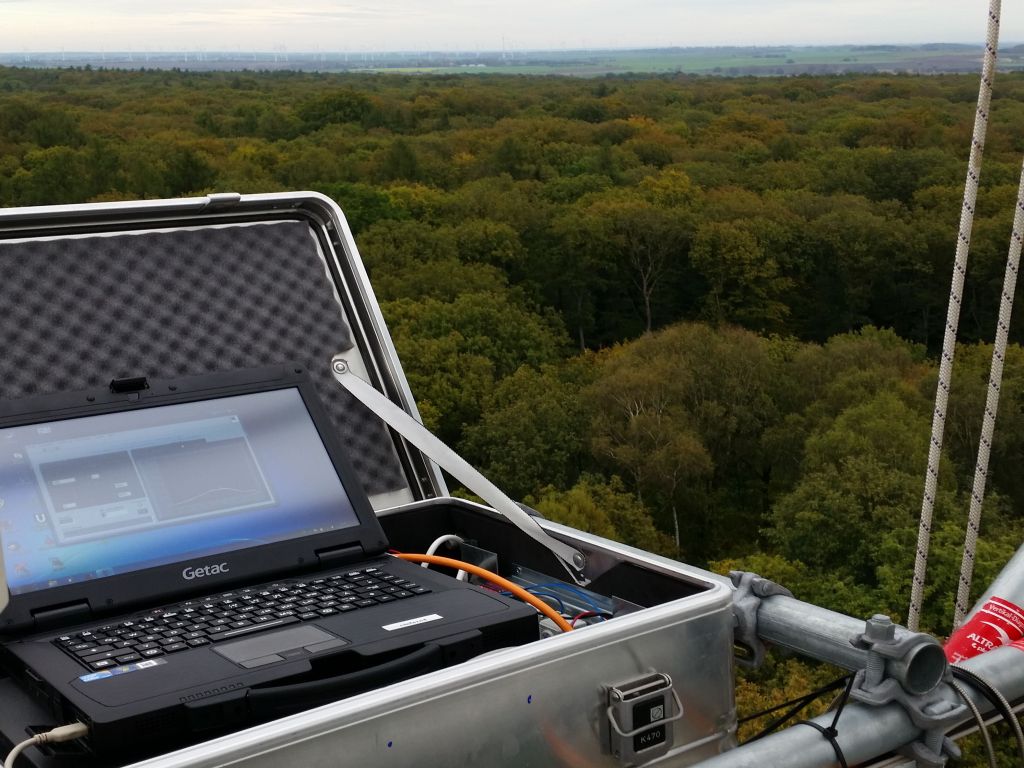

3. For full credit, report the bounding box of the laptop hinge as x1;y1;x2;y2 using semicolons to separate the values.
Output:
32;600;92;630
315;544;364;566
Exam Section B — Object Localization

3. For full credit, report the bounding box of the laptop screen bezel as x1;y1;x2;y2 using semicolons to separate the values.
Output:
0;365;389;634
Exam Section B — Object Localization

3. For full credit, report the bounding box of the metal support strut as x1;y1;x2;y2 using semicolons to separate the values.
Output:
330;355;589;585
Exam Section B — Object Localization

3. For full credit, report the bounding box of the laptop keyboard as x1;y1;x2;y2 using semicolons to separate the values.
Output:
52;567;431;671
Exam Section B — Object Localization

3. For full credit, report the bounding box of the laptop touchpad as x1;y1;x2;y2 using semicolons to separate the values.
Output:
214;626;347;668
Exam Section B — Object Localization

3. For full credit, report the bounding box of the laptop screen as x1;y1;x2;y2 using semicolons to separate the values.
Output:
0;387;360;597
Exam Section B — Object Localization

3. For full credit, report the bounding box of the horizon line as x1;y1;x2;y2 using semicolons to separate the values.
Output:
0;42;1010;56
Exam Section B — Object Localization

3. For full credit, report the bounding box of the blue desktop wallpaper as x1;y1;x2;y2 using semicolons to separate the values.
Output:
0;388;360;596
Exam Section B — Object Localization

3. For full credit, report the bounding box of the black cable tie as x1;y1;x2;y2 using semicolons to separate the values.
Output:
739;674;852;742
795;720;849;768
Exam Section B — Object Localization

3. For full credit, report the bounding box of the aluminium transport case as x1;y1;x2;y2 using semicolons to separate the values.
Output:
0;192;736;767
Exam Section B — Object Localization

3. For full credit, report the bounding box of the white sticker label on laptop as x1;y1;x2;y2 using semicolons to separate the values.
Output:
382;613;443;631
78;658;167;682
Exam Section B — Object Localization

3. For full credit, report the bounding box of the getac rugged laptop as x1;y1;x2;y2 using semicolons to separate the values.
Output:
0;365;536;761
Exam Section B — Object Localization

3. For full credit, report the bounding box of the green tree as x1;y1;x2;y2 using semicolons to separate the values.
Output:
587;344;712;557
297;89;371;129
491;136;537;179
550;204;619;349
572;192;694;333
381;291;568;443
689;221;792;331
275;143;343;188
360;219;456;277
445;219;527;271
319;181;409;236
765;388;963;627
761;327;929;494
164;147;217;195
462;359;597;499
378;138;420;182
584;323;780;561
944;342;1024;522
9;147;93;204
528;475;675;558
26;109;86;148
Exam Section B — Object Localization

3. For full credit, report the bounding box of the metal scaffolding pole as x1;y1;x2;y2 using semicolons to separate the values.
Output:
693;632;1024;768
754;595;919;672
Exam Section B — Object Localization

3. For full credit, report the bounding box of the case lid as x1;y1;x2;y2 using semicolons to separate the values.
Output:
0;193;445;512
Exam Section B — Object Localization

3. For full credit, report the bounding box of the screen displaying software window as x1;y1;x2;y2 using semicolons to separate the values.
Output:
30;414;276;544
0;388;360;596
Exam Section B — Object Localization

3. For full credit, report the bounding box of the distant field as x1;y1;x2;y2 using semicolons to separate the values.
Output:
4;44;1024;76
383;45;1015;77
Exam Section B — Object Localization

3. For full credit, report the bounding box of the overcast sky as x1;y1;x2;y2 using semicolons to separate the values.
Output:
0;0;1014;52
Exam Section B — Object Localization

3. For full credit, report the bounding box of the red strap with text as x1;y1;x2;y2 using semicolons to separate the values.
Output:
945;596;1024;663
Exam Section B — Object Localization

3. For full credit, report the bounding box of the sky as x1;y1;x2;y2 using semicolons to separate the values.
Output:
0;0;1015;53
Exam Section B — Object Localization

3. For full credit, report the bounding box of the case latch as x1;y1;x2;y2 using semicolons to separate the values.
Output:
605;672;683;766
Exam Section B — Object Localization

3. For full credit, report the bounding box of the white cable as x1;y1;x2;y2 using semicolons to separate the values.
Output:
4;722;88;768
422;534;467;580
2;742;31;768
954;159;1024;629
909;0;1001;632
424;534;464;559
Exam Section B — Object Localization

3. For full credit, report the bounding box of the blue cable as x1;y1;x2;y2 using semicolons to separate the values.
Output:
526;590;568;615
527;583;605;614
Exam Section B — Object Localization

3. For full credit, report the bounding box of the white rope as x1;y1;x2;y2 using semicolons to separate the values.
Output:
908;0;1001;632
953;158;1024;629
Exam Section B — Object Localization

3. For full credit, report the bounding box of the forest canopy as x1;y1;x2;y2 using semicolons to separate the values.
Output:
1;65;1023;640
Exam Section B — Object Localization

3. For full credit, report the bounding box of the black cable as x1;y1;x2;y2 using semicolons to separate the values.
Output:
949;678;998;768
951;665;1024;764
744;696;823;743
828;674;856;730
739;674;850;724
792;674;855;768
741;674;851;742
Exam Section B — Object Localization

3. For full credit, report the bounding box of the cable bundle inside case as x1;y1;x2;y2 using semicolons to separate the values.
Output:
394;553;575;633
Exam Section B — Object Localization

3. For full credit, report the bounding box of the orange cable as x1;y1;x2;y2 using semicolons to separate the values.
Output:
394;553;574;633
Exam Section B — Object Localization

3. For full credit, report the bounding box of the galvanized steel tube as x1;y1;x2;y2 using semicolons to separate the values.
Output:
693;696;917;768
692;635;1024;768
754;594;916;671
959;644;1024;702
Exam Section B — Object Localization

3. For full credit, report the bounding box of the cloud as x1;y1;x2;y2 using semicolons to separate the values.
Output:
0;0;1017;51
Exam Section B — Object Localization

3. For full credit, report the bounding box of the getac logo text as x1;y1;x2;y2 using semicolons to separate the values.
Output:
182;562;229;580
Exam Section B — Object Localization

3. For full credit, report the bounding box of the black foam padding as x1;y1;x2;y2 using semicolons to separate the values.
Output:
0;221;408;495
